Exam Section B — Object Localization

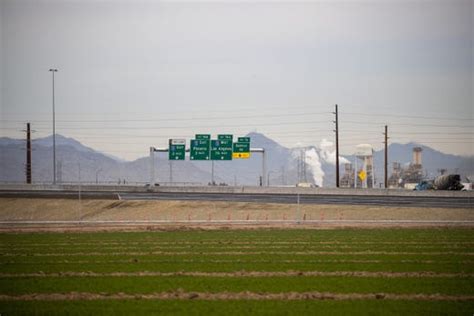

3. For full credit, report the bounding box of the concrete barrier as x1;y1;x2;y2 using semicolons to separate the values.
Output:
0;184;473;198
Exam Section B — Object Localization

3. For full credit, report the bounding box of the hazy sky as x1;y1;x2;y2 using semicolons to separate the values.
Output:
1;0;473;160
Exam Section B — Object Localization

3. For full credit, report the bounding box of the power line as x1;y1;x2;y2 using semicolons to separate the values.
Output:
0;111;332;123
344;121;473;128
9;120;331;130
344;112;473;121
1;105;332;117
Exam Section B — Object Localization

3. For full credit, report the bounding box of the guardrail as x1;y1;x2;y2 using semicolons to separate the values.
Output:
0;184;473;197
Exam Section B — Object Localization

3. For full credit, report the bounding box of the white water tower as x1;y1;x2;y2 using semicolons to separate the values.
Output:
354;144;375;188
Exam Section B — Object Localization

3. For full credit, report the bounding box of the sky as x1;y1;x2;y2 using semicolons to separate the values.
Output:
0;0;473;161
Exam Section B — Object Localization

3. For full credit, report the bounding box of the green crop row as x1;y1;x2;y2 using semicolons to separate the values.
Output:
2;244;472;255
1;299;473;316
1;275;473;296
2;260;472;274
1;228;472;244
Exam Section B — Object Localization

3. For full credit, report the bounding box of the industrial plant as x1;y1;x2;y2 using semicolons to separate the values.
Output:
388;147;424;189
340;144;376;189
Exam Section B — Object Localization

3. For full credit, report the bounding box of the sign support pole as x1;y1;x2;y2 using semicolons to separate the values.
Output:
149;147;155;186
211;160;215;185
169;160;173;184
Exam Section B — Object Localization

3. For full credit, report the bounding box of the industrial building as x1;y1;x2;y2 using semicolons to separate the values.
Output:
388;147;424;189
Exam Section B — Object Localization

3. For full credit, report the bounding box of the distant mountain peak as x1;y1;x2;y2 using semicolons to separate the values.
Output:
245;132;289;150
33;134;95;152
31;134;125;162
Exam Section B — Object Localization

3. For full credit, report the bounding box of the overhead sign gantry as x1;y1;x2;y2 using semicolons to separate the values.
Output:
149;134;266;186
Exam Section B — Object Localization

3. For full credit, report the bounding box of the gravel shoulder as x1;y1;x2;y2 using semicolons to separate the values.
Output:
0;198;472;232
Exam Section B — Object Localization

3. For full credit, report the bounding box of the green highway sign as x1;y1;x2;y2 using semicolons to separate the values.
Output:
233;142;250;152
190;139;210;160
233;136;251;159
195;134;211;140
168;134;250;160
218;134;233;141
233;141;251;159
168;139;186;160
211;139;233;160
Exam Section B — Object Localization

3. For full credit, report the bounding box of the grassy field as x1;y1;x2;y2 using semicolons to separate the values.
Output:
0;228;473;315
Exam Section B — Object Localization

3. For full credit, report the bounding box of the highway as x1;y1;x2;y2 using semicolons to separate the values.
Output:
0;190;472;208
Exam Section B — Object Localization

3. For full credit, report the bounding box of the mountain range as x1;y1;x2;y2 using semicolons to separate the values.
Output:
0;133;472;186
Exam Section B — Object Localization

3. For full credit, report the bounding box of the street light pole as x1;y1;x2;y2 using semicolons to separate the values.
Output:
49;68;58;184
96;168;102;184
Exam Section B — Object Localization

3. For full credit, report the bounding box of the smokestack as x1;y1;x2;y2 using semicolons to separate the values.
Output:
344;163;352;173
393;162;401;172
413;147;422;166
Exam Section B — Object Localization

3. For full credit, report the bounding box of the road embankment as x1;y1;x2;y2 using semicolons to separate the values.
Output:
0;198;472;231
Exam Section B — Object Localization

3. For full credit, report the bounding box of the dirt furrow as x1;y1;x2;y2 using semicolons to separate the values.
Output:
0;291;473;301
6;241;474;247
1;271;472;278
3;251;472;257
4;259;471;265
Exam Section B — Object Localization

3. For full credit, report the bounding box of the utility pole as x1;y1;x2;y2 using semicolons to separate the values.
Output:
49;68;58;184
334;104;340;187
78;162;81;220
26;123;32;184
384;125;388;189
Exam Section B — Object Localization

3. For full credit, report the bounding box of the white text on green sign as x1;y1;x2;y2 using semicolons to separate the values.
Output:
195;134;210;140
218;134;233;141
211;139;233;160
169;139;186;160
190;139;210;160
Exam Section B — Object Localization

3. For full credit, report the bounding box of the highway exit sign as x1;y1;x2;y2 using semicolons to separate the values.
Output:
169;134;251;161
168;139;186;160
211;139;233;160
233;137;251;159
190;136;210;160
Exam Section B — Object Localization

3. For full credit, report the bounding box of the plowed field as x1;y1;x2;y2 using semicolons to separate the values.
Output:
1;229;473;315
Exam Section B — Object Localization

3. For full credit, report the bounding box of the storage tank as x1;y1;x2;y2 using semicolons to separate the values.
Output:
354;144;375;188
434;174;463;190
